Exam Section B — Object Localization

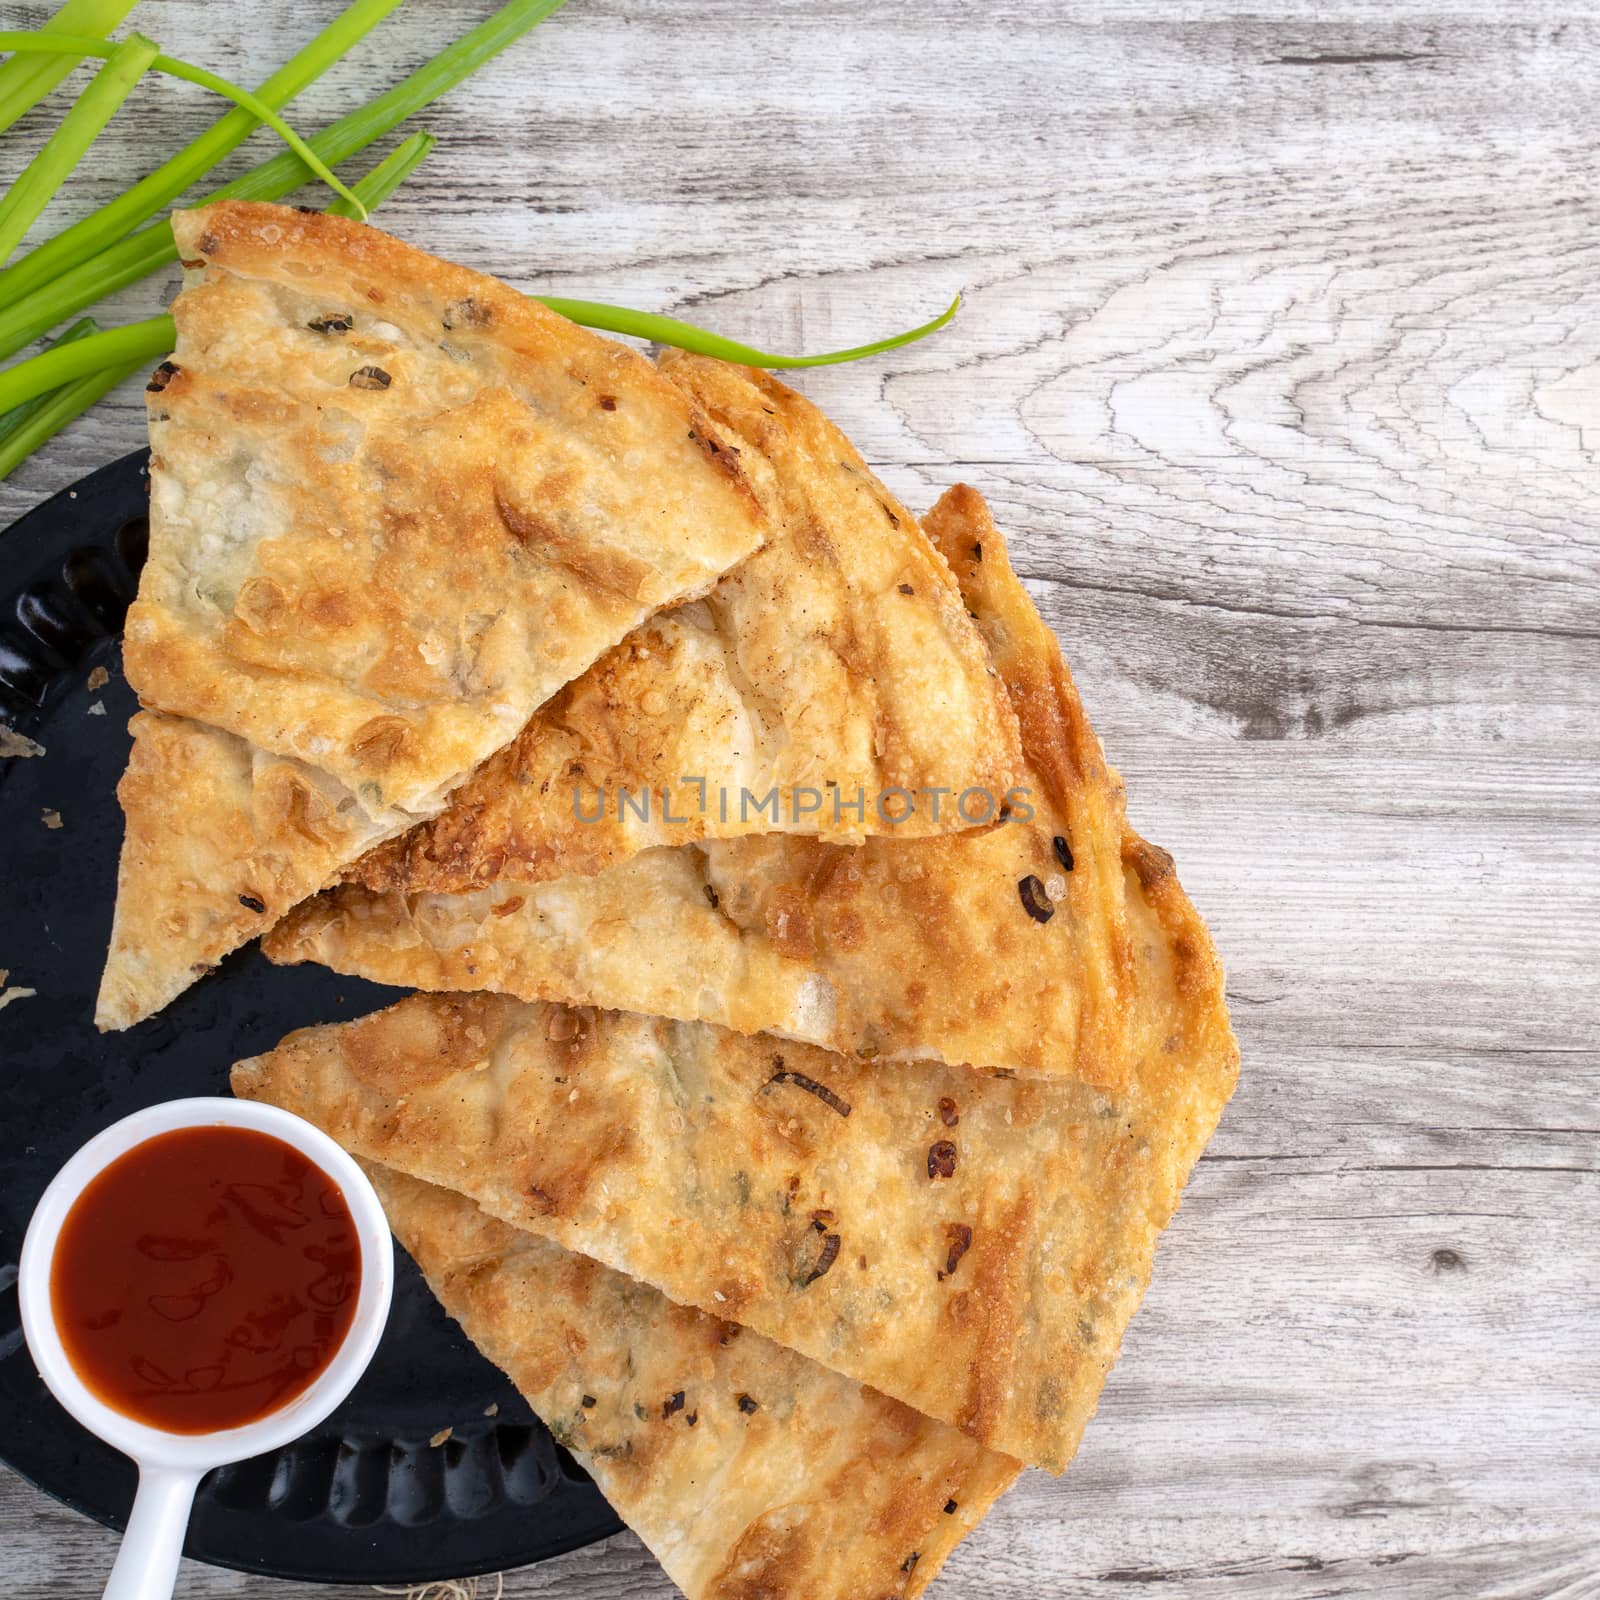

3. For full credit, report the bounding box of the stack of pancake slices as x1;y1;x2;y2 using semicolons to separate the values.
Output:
101;199;1239;1598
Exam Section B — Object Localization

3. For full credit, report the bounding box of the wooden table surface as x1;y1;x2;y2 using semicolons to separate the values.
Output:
2;2;1596;1595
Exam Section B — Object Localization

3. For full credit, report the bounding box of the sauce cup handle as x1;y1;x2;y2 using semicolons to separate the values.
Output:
102;1465;202;1600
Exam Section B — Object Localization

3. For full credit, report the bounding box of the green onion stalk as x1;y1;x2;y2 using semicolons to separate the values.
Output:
0;31;367;214
0;0;403;309
0;0;961;473
0;32;160;265
536;294;963;370
0;0;136;138
0;354;130;478
0;315;97;446
0;0;574;363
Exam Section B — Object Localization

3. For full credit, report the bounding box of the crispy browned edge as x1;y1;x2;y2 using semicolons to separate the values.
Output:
929;476;1238;1048
921;484;1142;1083
928;486;1240;1440
923;487;1114;833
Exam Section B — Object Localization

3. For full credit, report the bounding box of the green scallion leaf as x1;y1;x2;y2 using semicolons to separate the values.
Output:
0;352;135;480
0;0;135;138
0;314;96;446
0;32;159;266
534;293;963;369
0;230;170;365
0;0;404;311
0;313;172;418
191;0;574;212
325;130;436;219
0;31;367;215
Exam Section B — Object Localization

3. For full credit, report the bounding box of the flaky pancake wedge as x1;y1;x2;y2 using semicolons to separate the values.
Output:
361;1165;1018;1600
96;712;404;1029
100;201;765;1027
267;487;1135;1085
235;827;1238;1470
132;203;766;803
348;356;1022;894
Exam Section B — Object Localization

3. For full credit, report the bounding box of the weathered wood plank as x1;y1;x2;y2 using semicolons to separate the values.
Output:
1;0;1595;1595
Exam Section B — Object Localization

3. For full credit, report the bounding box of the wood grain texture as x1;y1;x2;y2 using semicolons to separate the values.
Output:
1;0;1596;1595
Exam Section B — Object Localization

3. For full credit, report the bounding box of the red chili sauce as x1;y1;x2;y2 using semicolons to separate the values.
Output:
49;1125;360;1434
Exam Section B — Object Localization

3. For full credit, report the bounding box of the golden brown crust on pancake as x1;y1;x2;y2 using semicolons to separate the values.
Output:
363;1166;1018;1600
102;202;767;1026
134;203;764;806
925;483;1118;828
347;359;1022;895
95;710;404;1030
266;488;1133;1085
244;485;1237;1469
238;820;1237;1472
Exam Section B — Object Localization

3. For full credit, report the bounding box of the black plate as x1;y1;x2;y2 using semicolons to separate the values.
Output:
0;451;624;1584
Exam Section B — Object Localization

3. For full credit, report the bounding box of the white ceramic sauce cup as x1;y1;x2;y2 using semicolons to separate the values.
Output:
19;1097;394;1600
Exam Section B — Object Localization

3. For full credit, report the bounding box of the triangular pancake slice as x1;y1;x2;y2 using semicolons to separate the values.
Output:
365;1165;1018;1600
99;201;766;1028
97;711;398;1028
235;819;1238;1470
267;487;1136;1086
349;354;1023;895
133;203;768;803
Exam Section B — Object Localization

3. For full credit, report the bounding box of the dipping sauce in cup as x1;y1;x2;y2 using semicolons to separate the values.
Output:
49;1124;361;1435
